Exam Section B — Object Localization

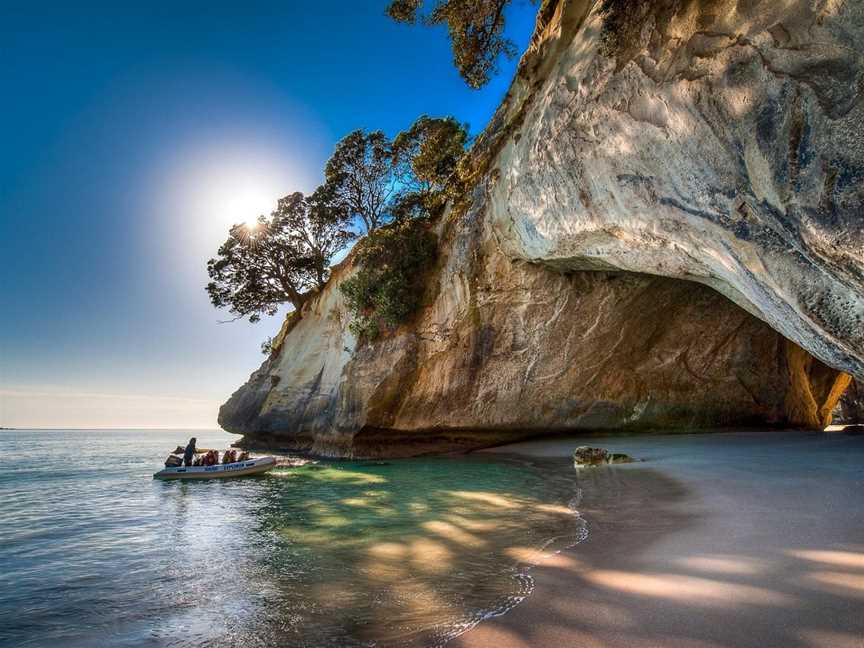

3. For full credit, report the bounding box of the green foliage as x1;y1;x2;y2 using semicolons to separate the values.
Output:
340;219;438;341
386;0;422;22
387;0;534;89
323;116;469;340
208;113;467;342
321;117;469;233
206;188;354;322
273;187;355;287
391;115;471;218
323;129;394;233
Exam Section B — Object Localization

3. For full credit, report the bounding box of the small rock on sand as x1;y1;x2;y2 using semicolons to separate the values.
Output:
573;446;636;467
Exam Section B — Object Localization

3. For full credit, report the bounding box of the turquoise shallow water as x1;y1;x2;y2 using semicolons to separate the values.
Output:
0;430;585;648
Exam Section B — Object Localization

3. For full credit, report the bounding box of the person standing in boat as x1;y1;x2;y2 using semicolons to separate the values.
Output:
182;437;197;467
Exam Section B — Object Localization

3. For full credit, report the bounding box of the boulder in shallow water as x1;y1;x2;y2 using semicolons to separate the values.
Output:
573;446;635;467
573;446;609;465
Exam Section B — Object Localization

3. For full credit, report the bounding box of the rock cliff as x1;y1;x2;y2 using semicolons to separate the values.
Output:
836;379;864;424
220;0;863;456
480;0;864;376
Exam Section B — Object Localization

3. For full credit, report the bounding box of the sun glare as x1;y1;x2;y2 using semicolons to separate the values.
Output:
160;141;312;256
219;183;273;231
181;158;288;233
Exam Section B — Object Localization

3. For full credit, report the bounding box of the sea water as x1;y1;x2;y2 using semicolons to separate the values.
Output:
0;430;586;647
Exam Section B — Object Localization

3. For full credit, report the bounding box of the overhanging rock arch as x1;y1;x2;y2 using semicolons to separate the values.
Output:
220;0;863;456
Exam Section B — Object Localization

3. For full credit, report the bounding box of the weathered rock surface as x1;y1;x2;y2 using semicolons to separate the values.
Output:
220;0;863;456
221;198;850;456
836;379;864;423
486;0;864;377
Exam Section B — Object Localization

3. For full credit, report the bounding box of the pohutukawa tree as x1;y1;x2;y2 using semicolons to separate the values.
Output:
386;0;531;89
207;115;469;328
391;115;470;219
336;116;468;341
323;117;470;228
206;189;353;322
323;129;395;233
272;186;355;288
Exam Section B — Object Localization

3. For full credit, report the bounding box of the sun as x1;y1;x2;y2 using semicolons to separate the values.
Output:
223;185;271;230
203;174;279;234
164;144;303;255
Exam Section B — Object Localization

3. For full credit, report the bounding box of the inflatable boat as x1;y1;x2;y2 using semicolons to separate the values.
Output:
153;456;277;480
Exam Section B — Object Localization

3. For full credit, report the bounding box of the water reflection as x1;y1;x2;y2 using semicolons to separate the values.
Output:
150;456;585;647
1;430;588;648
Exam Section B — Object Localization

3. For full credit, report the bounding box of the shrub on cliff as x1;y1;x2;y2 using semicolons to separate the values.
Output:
340;218;438;341
260;336;274;355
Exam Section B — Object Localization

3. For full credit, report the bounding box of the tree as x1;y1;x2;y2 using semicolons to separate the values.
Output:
391;115;470;218
335;117;469;340
323;118;470;229
272;187;355;288
206;189;353;322
323;129;395;233
207;114;467;325
387;0;529;89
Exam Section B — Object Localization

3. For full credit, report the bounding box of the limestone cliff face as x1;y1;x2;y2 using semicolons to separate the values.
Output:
485;0;864;377
220;0;863;456
220;197;849;456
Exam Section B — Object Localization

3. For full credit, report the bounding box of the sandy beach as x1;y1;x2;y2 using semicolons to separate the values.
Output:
456;431;864;648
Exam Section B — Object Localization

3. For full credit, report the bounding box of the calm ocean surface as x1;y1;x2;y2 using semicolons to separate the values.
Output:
0;429;585;648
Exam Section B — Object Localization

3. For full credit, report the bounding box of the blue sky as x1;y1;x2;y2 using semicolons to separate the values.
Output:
0;1;537;428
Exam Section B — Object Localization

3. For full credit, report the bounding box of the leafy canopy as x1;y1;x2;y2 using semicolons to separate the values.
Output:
387;0;530;89
273;186;355;288
206;189;353;322
391;115;470;218
329;116;468;341
206;114;468;335
323;129;394;234
323;116;469;231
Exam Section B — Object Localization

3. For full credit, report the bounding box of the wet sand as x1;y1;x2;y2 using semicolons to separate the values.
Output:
456;431;864;648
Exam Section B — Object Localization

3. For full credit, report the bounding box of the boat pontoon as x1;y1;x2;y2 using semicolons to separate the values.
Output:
153;456;276;480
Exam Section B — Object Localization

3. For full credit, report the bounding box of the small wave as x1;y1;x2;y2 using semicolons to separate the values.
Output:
426;487;589;648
